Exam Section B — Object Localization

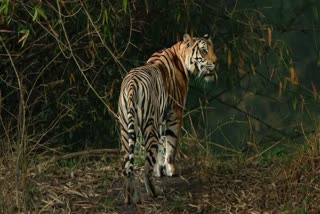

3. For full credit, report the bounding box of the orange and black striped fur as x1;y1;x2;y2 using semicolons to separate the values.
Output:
118;34;218;204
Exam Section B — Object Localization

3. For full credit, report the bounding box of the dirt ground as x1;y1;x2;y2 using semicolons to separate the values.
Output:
2;153;318;214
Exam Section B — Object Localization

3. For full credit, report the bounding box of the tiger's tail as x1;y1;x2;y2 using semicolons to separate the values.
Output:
119;82;141;204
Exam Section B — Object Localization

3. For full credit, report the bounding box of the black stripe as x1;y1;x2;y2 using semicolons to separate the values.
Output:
167;141;177;150
149;143;158;151
151;155;156;164
165;129;178;138
167;121;178;126
122;144;129;153
128;123;134;131
130;157;134;164
129;144;135;154
146;156;153;166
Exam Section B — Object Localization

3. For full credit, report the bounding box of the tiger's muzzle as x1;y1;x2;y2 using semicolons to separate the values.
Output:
202;63;218;82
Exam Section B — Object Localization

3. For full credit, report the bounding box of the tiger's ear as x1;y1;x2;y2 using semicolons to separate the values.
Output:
203;34;211;40
183;34;194;48
204;34;213;45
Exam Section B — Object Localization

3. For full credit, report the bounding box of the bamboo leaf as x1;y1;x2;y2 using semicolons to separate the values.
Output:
32;9;38;22
269;68;275;81
286;66;298;84
0;0;9;15
123;0;128;13
144;0;149;14
238;55;245;75
69;73;75;85
250;63;256;75
18;29;30;47
36;6;48;20
248;16;254;33
311;81;318;100
176;13;181;24
227;49;232;69
279;81;283;97
103;8;108;25
267;27;272;47
292;97;297;111
33;6;47;21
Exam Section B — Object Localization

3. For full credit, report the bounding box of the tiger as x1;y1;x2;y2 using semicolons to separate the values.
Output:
118;34;218;204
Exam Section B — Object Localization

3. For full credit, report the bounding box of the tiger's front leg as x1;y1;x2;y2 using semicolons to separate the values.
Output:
163;110;182;177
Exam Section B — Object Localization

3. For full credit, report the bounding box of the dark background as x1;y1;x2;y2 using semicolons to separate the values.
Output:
1;0;319;156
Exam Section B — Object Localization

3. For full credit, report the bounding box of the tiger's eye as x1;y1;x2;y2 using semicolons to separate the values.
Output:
200;49;207;56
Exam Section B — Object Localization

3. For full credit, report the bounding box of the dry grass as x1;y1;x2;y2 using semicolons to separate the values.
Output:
1;135;319;214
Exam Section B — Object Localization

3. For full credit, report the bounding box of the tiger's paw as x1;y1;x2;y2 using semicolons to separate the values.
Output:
125;190;140;205
164;162;176;177
153;164;163;177
154;165;167;177
145;176;160;198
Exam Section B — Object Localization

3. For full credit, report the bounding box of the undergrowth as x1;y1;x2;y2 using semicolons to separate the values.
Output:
1;128;319;213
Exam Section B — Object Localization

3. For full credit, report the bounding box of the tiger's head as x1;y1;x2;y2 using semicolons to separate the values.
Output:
183;34;218;82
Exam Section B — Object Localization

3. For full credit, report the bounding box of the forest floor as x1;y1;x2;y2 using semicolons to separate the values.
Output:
1;150;319;213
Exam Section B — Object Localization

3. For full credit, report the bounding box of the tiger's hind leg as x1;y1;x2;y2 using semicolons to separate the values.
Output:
153;125;165;177
143;128;161;197
163;110;182;177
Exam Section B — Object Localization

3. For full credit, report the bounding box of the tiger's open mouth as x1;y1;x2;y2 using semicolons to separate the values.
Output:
203;70;218;81
196;63;218;81
201;63;219;81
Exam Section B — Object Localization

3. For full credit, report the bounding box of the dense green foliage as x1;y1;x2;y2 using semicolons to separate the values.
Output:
1;1;320;213
0;0;319;154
